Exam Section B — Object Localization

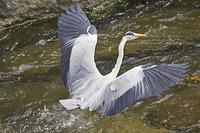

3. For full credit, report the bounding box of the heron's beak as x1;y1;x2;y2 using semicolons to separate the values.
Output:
133;33;147;37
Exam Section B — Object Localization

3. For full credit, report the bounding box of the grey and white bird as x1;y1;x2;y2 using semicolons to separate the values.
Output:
58;4;190;116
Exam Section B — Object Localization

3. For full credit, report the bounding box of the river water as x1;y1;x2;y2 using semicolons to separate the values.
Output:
0;0;200;132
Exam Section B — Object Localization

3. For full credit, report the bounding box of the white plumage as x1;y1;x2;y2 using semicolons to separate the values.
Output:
58;4;190;116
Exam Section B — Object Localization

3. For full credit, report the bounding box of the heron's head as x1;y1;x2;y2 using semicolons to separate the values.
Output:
123;31;147;41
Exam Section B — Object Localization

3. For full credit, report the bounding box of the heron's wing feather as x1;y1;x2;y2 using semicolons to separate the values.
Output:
59;99;80;110
58;4;100;95
100;62;190;116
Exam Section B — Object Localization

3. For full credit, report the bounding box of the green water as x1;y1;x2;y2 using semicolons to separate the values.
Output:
0;0;200;132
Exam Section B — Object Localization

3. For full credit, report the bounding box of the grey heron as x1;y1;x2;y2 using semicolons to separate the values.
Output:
58;4;190;116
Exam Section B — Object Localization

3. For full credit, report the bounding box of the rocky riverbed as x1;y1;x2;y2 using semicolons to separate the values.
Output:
0;0;131;30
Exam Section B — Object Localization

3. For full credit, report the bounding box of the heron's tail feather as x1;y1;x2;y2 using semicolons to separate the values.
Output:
59;99;80;110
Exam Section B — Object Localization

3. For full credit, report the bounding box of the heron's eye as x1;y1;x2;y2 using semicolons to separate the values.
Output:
124;32;134;36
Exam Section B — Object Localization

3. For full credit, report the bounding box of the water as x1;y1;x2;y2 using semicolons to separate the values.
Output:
0;0;200;132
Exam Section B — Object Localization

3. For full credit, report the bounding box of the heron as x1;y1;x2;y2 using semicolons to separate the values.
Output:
57;4;190;116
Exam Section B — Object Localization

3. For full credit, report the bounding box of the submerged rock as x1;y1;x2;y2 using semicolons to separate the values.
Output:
36;40;47;46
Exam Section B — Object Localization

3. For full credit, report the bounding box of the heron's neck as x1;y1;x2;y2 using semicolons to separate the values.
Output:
111;37;127;77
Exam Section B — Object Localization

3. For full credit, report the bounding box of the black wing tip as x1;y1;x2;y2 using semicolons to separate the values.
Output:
172;61;191;66
61;4;77;15
100;104;130;116
100;107;119;116
182;61;192;70
70;4;74;8
64;3;82;13
171;61;191;73
181;61;192;65
104;112;118;116
76;3;80;8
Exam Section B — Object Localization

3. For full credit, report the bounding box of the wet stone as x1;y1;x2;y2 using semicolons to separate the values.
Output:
36;40;47;46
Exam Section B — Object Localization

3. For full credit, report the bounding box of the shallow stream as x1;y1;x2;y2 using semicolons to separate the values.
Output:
0;0;200;132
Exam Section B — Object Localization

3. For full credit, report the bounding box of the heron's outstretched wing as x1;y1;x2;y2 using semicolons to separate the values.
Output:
58;4;101;96
100;62;190;116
